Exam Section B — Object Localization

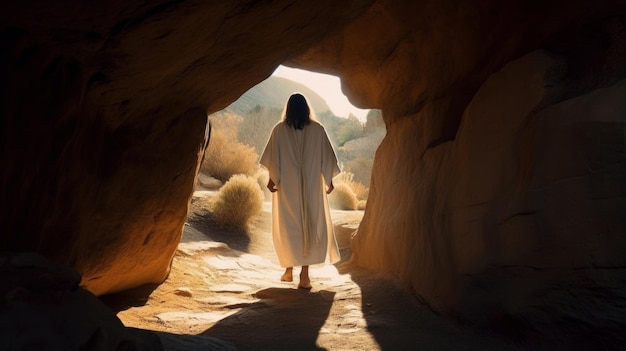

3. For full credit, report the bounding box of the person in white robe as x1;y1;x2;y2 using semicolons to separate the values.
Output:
260;93;341;289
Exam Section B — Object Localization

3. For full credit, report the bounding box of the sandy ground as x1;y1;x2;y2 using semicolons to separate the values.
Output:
101;189;520;351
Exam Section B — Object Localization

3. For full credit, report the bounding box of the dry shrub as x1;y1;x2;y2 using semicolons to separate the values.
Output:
329;182;358;210
357;200;367;210
344;157;374;187
335;171;369;201
210;174;264;229
202;128;259;182
336;115;364;146
349;181;369;201
209;111;243;131
254;168;272;200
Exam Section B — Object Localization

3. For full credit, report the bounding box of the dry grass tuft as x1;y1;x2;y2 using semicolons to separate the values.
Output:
346;159;372;187
357;200;367;210
202;128;259;183
210;174;264;229
329;182;358;210
254;168;272;201
335;171;369;200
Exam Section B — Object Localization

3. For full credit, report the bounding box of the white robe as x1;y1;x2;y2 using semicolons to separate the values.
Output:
260;120;341;267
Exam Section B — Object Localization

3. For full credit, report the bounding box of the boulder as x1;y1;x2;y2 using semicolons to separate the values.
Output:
0;252;162;350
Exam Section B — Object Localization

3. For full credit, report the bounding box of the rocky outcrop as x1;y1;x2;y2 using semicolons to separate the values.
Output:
1;252;235;350
0;1;374;296
363;109;384;135
359;48;626;334
2;0;626;344
1;252;160;350
345;5;626;340
292;0;626;339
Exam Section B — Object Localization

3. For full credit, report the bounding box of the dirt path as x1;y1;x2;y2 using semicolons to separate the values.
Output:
102;189;520;350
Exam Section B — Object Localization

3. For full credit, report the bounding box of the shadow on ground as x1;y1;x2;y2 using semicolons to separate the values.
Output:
203;287;335;350
101;192;534;350
100;283;160;313
336;261;529;351
186;200;251;252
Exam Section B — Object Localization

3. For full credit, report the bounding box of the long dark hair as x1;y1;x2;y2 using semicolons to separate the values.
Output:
283;93;311;130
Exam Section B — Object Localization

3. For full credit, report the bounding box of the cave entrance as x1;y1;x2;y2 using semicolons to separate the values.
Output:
184;65;384;262
111;65;391;345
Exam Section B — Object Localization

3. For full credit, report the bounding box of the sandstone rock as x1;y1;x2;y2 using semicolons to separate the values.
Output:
363;109;385;135
354;47;626;343
197;173;223;190
174;287;193;297
0;252;162;350
0;0;374;296
156;311;236;325
208;284;252;294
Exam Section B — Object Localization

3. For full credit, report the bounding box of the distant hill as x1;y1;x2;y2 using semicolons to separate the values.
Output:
225;76;332;116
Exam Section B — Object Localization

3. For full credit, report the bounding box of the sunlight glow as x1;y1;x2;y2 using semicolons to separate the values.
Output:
272;66;370;122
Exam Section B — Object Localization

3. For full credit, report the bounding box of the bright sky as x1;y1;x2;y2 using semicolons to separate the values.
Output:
271;65;370;122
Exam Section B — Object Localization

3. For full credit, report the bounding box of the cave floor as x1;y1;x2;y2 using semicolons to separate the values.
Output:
101;188;521;351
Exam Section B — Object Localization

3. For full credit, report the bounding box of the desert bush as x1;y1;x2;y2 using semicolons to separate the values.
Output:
357;199;367;210
350;181;369;201
335;171;369;200
209;111;243;131
329;182;358;210
344;157;374;186
254;168;272;200
336;115;364;146
236;105;282;154
201;128;259;182
210;174;264;229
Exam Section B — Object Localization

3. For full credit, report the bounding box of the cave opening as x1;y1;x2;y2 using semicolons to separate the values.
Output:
94;60;385;307
101;66;401;349
184;65;385;263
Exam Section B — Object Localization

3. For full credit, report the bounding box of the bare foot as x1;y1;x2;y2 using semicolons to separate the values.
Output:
281;267;293;282
297;282;312;290
298;266;312;289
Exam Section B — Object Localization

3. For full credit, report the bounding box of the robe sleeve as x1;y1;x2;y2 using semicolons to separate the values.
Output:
260;125;280;185
321;126;340;187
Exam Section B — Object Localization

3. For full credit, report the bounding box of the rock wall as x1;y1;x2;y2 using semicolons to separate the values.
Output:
334;1;626;336
0;0;373;296
361;48;626;322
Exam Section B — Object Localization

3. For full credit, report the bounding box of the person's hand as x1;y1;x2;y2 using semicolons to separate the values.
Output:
267;179;277;193
326;182;334;194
